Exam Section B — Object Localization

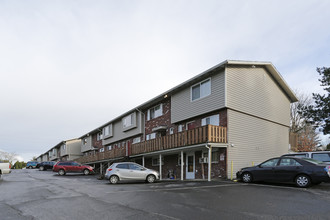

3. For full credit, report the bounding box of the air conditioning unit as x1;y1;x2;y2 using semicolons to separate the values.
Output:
199;157;208;163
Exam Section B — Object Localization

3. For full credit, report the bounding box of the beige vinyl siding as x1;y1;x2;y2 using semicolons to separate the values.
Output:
226;66;290;126
102;111;143;146
226;109;289;177
60;139;82;159
171;70;226;123
67;139;83;159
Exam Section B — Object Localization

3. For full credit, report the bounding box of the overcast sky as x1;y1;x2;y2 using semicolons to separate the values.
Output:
1;0;329;162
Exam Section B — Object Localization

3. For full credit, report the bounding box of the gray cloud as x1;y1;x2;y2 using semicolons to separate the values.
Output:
0;0;329;161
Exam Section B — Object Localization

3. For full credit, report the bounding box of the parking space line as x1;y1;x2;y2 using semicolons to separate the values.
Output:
106;183;244;194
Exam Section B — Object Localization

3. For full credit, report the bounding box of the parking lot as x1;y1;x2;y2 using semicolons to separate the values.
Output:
1;169;330;220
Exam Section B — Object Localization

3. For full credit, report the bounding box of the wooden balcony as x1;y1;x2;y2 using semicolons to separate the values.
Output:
131;125;227;155
76;147;126;164
75;125;226;164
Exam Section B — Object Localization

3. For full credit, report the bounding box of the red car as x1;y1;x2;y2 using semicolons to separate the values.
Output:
53;161;94;176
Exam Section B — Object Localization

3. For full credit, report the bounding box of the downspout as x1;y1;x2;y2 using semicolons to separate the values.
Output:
205;144;212;182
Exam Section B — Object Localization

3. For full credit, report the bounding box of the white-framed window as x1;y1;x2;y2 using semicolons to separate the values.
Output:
132;137;141;144
147;104;163;120
103;124;112;137
123;114;133;128
202;114;219;126
202;151;219;163
146;133;156;140
108;145;112;151
83;138;87;145
62;144;66;150
191;78;211;101
178;125;184;132
97;132;103;141
99;148;104;152
152;157;164;166
169;127;174;135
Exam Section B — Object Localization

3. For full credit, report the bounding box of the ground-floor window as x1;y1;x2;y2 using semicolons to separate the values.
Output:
152;157;164;166
202;150;219;163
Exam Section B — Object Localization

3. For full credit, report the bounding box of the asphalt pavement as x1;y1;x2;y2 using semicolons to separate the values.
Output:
1;169;330;220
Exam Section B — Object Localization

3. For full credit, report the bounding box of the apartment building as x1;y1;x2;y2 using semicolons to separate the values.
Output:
74;60;297;180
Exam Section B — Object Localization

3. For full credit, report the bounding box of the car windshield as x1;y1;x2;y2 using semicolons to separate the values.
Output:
301;158;324;165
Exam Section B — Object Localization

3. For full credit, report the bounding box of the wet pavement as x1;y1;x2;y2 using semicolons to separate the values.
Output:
1;169;330;219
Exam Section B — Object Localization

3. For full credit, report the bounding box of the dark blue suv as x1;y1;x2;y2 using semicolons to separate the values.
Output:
26;161;38;169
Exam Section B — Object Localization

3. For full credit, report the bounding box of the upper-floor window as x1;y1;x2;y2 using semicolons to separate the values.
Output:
83;138;87;145
132;137;141;144
123;114;133;128
202;114;219;126
99;148;104;152
178;125;184;132
147;104;163;120
62;144;66;150
191;78;211;101
108;145;112;151
146;133;156;140
103;124;113;137
97;132;103;141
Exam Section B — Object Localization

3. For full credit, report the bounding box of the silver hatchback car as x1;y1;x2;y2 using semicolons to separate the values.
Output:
105;162;160;184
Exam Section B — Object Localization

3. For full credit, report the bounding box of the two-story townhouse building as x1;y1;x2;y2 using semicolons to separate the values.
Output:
50;139;82;161
48;146;60;162
41;153;49;162
80;129;104;156
73;60;298;181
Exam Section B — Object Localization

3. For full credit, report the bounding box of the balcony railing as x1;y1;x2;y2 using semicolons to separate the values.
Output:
131;125;227;155
76;147;126;164
75;125;227;164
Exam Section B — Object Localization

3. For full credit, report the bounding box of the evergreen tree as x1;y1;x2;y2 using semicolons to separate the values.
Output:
303;67;330;135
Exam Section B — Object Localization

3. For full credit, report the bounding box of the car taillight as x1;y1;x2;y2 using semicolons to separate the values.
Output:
108;168;112;171
9;164;11;169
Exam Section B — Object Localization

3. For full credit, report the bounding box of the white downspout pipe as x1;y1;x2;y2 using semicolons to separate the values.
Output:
159;154;162;180
181;151;184;181
142;156;145;167
205;144;212;182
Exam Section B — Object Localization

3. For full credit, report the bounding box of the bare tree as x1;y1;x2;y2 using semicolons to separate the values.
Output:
290;90;321;152
291;124;320;152
290;90;313;133
0;150;18;164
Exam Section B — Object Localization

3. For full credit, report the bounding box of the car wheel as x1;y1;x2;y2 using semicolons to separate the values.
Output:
146;174;156;183
109;175;119;184
39;166;44;171
58;169;66;176
295;174;311;188
242;172;253;183
83;169;90;175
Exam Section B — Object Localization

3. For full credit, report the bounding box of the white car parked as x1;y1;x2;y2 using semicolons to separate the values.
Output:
282;151;330;164
105;162;160;184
